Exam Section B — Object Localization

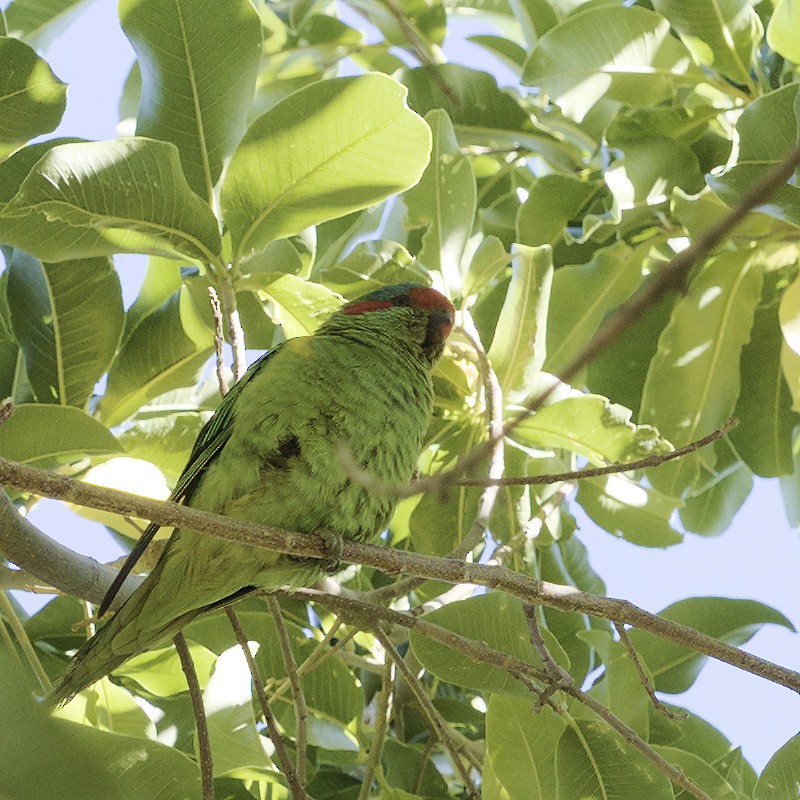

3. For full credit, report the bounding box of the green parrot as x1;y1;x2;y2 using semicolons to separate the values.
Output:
51;282;454;704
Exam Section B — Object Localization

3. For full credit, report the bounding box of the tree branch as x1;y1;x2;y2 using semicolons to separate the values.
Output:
1;457;799;695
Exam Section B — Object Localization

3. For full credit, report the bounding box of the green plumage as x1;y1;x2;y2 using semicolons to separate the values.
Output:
51;283;454;704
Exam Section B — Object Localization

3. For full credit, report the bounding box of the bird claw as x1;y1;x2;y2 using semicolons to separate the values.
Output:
318;529;344;573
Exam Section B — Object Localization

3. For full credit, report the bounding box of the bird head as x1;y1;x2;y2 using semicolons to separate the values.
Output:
324;283;455;364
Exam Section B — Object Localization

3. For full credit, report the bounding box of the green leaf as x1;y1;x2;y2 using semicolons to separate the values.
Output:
463;235;511;298
405;109;476;296
652;746;741;800
119;0;262;202
410;591;568;697
680;458;753;537
0;403;121;464
544;241;647;376
187;607;363;727
3;0;94;49
709;84;800;228
582;630;651;738
556;718;673;799
586;290;677;418
101;286;213;427
400;63;584;168
202;645;276;780
514;394;673;464
467;34;528;72
731;293;800;476
767;0;800;64
6;250;123;407
522;5;704;121
578;474;683;547
641;251;762;498
0;653;200;800
0;138;222;263
652;0;760;86
517;174;597;248
486;244;553;395
115;642;217;697
754;733;800;800
483;696;565;800
258;274;342;338
382;739;450;799
222;74;431;263
629;597;795;694
0;36;66;143
0;137;84;205
122;255;183;343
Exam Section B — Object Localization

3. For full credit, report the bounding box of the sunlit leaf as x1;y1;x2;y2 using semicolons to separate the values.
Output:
0;138;222;262
0;36;66;143
522;5;704;120
120;0;262;200
222;74;431;262
6;249;123;407
629;597;795;694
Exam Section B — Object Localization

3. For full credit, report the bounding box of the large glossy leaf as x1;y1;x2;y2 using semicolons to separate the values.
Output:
767;0;800;64
652;746;741;800
3;0;94;48
514;394;672;464
221;74;431;264
754;733;800;800
517;174;597;248
0;138;222;263
652;0;760;86
522;5;704;120
410;591;569;697
730;295;799;476
399;63;584;168
120;0;262;202
203;645;276;779
0;654;200;800
578;474;683;547
641;251;762;498
556;718;673;800
628;597;794;694
257;274;342;338
544;241;647;376
101;285;213;427
709;84;800;228
483;696;565;800
486;243;553;395
0;36;66;143
405;109;476;297
6;250;123;407
0;403;121;464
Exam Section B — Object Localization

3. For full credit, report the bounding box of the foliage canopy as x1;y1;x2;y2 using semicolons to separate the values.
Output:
1;0;800;798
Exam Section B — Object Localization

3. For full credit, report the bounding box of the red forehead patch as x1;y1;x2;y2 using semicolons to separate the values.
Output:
341;299;393;315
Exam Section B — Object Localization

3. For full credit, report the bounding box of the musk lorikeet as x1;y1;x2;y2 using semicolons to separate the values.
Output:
51;282;455;704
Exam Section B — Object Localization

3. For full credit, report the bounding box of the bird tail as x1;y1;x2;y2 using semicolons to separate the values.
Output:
48;557;198;707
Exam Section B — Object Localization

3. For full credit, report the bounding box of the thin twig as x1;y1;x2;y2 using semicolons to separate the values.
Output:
216;277;246;383
225;607;309;800
267;596;308;785
614;622;686;721
524;606;711;800
3;462;800;694
358;656;394;800
376;629;480;798
173;632;214;800
0;398;14;425
453;419;737;487
207;286;230;397
0;590;51;693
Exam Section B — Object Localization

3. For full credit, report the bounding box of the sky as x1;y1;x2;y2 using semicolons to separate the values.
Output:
3;0;799;773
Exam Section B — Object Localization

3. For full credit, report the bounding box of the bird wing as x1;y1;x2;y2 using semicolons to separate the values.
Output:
97;348;279;617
